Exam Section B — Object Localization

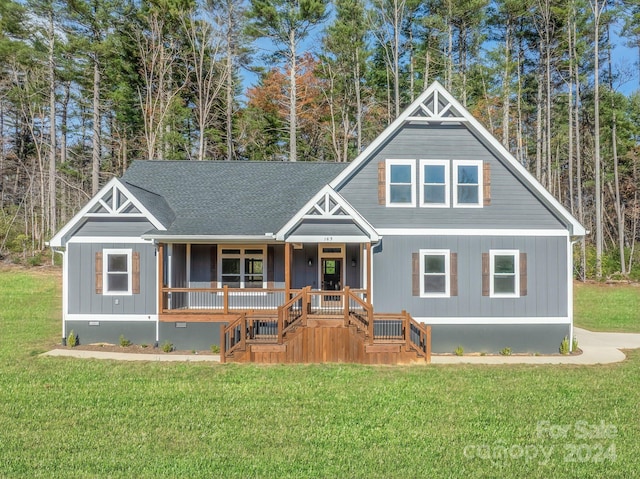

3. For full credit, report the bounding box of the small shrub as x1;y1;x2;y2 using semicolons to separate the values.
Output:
119;335;132;347
210;344;220;354
67;330;77;348
161;341;173;353
559;336;570;355
27;254;42;267
572;336;579;352
454;345;464;356
141;344;148;349
499;347;511;356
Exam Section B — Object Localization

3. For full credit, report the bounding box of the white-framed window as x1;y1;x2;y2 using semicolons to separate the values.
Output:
419;249;450;297
386;159;416;207
419;160;449;207
103;249;132;295
219;246;266;289
490;250;519;298
453;160;483;207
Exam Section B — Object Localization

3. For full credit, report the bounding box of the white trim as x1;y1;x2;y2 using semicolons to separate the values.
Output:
452;160;483;208
376;228;568;237
144;234;276;242
386;159;416;207
67;236;153;244
489;249;520;298
218;245;267;289
102;248;133;296
275;185;379;242
419;160;450;207
49;178;166;247
285;235;371;243
65;314;158;322
414;316;571;325
419;249;450;298
568;238;576;352
328;81;585;236
318;244;345;294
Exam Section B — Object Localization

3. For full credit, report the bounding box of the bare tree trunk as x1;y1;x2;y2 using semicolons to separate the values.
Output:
354;46;362;153
502;18;511;148
48;8;57;234
289;28;297;162
92;52;101;195
567;13;574;216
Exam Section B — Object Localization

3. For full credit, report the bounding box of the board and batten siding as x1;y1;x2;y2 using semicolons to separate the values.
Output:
371;235;568;318
336;124;566;229
67;242;157;315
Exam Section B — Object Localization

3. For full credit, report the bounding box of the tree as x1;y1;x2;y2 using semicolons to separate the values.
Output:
246;0;328;162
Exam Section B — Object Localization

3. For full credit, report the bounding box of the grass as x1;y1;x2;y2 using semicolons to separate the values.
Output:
574;282;640;332
0;268;639;478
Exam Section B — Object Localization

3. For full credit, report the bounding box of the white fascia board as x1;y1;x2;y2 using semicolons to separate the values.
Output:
65;314;158;322
328;81;585;237
413;316;571;325
286;235;371;243
142;234;276;242
275;185;379;242
67;237;154;244
49;178;166;247
376;228;569;237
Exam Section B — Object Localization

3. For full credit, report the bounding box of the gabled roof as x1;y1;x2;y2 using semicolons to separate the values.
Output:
276;185;379;242
329;81;586;237
120;160;349;239
48;178;167;247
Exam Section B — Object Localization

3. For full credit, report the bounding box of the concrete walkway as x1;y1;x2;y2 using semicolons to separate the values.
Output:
430;328;640;365
41;328;640;365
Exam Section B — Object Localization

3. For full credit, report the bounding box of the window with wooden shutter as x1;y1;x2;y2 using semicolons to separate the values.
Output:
101;249;133;295
488;250;522;298
483;162;491;206
415;250;452;297
95;252;103;294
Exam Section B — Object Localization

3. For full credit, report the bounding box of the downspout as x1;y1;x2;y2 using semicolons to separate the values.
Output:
569;234;585;352
51;246;67;345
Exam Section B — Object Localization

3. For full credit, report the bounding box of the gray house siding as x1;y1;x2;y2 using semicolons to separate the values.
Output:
159;322;223;351
431;324;571;354
67;242;157;315
336;124;566;229
371;235;568;318
65;320;155;346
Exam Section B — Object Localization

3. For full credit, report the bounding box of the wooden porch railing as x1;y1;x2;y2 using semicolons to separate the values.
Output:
278;287;309;342
161;285;287;313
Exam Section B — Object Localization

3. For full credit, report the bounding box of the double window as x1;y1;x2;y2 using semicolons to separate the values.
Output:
103;249;132;295
489;250;520;298
220;247;265;289
419;249;450;297
386;159;416;207
386;159;484;208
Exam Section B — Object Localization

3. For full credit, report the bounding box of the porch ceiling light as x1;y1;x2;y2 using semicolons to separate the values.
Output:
308;258;313;267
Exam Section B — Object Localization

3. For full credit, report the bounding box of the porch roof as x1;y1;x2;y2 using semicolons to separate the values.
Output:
121;161;349;237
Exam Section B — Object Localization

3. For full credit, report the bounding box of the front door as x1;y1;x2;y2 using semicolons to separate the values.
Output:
321;258;342;308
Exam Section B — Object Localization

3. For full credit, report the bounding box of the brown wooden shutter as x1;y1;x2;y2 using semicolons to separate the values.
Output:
210;246;218;288
483;162;491;206
412;253;420;296
450;253;458;296
378;161;386;205
267;246;275;288
481;253;490;296
95;252;103;294
519;252;527;296
132;251;140;294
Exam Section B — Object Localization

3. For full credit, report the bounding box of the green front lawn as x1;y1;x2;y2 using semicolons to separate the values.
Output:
574;282;640;332
0;269;638;478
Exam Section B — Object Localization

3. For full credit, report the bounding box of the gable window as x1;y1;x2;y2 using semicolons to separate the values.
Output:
419;160;449;207
220;247;265;289
490;250;519;297
103;249;132;295
386;159;415;207
453;160;483;207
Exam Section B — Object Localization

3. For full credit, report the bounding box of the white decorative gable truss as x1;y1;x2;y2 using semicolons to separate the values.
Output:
48;178;166;247
405;88;466;123
276;185;379;242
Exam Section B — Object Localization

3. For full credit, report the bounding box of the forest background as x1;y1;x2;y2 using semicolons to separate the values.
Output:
1;0;639;280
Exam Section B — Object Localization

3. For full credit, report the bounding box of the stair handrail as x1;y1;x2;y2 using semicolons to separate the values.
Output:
278;286;309;341
403;311;431;362
222;313;246;360
345;287;373;339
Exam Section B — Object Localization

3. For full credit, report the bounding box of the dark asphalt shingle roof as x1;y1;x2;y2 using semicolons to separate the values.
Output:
121;160;349;236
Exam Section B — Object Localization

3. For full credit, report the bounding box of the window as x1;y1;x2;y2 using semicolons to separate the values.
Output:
453;160;483;207
220;247;265;288
103;249;132;295
490;250;519;297
420;160;449;207
419;249;450;297
386;159;415;207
